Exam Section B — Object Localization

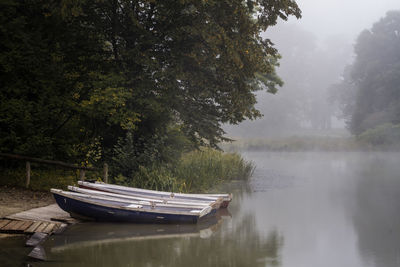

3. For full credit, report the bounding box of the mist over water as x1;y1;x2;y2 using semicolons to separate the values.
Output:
245;151;400;267
221;2;400;264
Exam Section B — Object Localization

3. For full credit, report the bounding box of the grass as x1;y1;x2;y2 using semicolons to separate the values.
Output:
173;148;254;192
0;148;254;193
0;162;102;191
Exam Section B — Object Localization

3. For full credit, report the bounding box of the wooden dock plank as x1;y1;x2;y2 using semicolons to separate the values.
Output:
2;220;20;231
34;222;49;233
16;221;33;231
13;220;26;229
42;223;56;234
1;220;25;233
10;221;26;233
25;221;42;234
0;219;12;229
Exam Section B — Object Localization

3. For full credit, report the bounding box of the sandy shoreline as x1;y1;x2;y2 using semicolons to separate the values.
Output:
0;185;55;218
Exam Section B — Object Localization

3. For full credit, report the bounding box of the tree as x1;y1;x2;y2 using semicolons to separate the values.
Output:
0;1;101;160
338;11;400;135
328;66;357;127
88;0;301;146
0;0;301;170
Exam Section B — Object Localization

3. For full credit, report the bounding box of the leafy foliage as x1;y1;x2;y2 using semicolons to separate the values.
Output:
0;0;300;184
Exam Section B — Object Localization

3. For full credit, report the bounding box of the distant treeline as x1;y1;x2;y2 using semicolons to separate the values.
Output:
223;135;400;152
0;1;301;188
330;11;400;146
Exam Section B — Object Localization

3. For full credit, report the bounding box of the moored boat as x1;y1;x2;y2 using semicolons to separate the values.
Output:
51;189;212;224
68;186;215;210
78;181;232;208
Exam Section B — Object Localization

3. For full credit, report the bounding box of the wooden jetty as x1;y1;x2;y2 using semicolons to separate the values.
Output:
6;203;76;223
0;203;78;261
0;218;64;234
1;203;75;235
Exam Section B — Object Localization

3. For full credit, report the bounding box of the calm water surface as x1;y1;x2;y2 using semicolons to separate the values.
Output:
12;152;400;266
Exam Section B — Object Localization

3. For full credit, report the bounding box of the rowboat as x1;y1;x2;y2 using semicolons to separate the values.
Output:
78;181;232;208
68;186;215;210
51;189;212;224
76;182;222;210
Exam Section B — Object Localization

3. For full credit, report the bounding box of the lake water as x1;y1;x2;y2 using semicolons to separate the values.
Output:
6;152;400;266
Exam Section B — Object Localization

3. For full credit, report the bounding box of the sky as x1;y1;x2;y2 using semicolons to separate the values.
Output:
288;0;400;43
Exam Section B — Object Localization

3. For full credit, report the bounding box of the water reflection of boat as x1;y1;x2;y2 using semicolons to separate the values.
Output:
51;189;212;224
79;181;233;208
49;211;224;253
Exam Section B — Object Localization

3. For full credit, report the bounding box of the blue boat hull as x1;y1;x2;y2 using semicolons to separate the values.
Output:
53;193;199;224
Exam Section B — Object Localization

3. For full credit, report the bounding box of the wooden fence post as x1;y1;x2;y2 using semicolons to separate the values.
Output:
79;169;86;180
103;163;108;183
26;161;31;188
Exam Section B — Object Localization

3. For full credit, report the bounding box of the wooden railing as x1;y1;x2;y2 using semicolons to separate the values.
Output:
0;153;108;188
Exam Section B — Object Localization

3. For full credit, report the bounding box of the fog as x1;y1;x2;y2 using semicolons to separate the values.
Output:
222;3;400;265
225;0;400;139
244;151;400;267
295;0;400;41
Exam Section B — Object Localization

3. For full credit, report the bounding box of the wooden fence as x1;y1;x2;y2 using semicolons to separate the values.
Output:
0;153;108;188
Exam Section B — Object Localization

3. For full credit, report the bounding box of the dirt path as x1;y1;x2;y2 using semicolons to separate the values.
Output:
0;185;55;218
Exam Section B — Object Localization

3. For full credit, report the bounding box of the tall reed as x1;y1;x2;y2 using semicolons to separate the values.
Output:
172;148;254;192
